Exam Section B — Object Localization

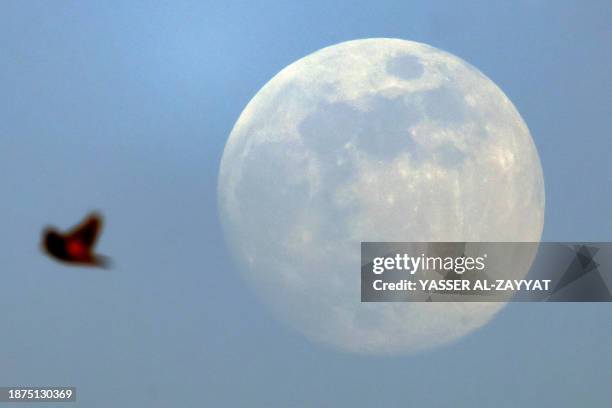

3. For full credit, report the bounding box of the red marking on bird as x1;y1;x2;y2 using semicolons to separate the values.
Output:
67;240;86;258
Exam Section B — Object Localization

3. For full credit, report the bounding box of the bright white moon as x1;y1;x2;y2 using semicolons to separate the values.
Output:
218;39;545;354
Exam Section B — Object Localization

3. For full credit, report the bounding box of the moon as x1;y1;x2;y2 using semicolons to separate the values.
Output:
218;38;545;354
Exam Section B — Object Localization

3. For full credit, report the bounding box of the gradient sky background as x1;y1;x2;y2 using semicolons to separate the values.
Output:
1;1;611;406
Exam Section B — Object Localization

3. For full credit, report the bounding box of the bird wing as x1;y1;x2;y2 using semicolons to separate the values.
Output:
66;213;103;247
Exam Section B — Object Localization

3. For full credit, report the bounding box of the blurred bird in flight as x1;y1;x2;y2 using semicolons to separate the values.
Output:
42;212;111;268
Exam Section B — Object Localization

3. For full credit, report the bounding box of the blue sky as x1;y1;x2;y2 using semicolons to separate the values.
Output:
0;1;610;406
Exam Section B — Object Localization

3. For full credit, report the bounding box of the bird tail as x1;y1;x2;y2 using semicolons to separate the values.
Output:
94;255;113;269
